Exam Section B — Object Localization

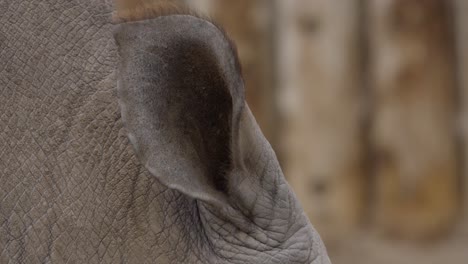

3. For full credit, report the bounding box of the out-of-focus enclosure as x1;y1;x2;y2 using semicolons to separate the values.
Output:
167;0;467;263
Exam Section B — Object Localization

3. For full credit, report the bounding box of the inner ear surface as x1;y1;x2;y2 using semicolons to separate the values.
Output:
167;39;233;193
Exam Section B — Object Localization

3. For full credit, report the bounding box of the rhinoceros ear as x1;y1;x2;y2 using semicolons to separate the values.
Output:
114;14;245;206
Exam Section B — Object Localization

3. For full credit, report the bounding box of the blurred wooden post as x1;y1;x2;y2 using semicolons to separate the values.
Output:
455;0;468;222
187;0;277;145
368;0;459;238
276;0;366;243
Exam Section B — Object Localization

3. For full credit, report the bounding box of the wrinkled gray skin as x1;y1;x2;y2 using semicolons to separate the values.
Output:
0;1;330;263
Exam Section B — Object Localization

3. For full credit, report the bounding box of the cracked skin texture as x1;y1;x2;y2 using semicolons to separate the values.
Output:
0;0;330;263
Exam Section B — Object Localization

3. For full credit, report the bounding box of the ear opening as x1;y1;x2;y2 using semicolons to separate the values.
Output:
114;14;245;206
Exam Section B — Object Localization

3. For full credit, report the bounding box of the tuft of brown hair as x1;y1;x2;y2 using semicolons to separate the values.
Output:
114;0;196;23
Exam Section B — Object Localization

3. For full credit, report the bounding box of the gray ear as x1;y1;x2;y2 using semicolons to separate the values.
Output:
114;15;245;206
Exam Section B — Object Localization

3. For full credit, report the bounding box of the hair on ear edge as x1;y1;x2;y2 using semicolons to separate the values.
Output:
114;1;196;23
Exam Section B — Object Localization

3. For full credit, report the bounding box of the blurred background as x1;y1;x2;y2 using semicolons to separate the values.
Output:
158;0;467;263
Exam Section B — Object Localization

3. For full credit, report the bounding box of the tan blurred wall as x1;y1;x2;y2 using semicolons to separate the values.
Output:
455;0;468;223
368;0;459;239
275;0;366;243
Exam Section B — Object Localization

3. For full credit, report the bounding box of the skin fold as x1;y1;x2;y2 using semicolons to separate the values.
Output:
0;1;330;263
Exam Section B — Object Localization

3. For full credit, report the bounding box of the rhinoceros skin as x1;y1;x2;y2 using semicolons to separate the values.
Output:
0;1;330;263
